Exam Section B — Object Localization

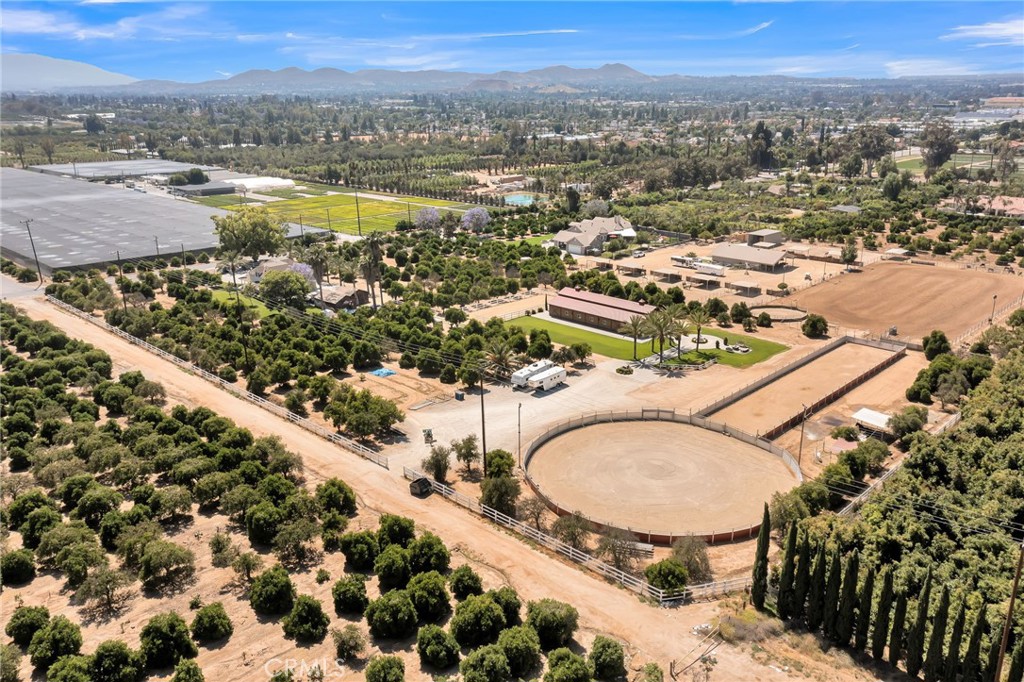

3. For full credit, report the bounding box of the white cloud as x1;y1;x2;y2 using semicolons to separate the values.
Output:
885;59;978;77
411;28;579;42
1;9;81;35
215;70;232;77
2;4;218;42
678;20;774;40
941;17;1024;47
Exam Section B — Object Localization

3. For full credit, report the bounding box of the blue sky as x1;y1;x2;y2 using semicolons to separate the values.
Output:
1;2;1022;81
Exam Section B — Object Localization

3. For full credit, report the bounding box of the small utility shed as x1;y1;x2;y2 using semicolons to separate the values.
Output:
727;280;761;295
852;407;894;438
686;273;722;288
653;268;682;282
746;229;785;247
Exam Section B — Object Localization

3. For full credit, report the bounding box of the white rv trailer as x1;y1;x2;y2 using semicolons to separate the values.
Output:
511;359;555;388
527;366;567;391
695;262;727;277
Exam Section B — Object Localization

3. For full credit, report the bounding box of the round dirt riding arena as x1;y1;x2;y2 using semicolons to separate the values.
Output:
525;419;799;543
750;305;807;322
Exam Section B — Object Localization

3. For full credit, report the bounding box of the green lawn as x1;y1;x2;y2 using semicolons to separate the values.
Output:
211;290;273;319
668;330;788;368
508;316;638;361
520;235;552;246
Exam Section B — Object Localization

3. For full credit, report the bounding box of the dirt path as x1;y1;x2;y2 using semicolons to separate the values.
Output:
7;292;783;680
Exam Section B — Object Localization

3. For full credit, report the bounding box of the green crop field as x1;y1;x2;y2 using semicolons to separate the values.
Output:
191;194;259;208
509;316;637;360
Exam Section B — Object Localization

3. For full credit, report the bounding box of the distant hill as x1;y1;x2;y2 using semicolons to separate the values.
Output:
1;53;137;91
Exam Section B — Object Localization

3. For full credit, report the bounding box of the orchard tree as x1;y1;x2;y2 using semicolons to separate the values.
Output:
140;612;198;670
259;270;312;309
212;207;288;263
249;565;295;615
449;565;483;600
5;605;50;647
526;599;579;650
282;595;330;643
27;615;81;670
365;590;417;639
366;656;405;682
90;640;145;682
332;574;370;615
191;603;233;643
417;624;460;669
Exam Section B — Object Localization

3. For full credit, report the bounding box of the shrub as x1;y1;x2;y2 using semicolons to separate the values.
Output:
332;574;369;615
0;645;21;682
374;545;412;591
282;595;330;643
590;635;627;680
1;549;35;585
365;655;404;682
671;536;713;584
408;532;450;574
28;615;82;670
644;558;689;591
416;624;460;669
450;594;506;647
376;514;415;549
138;540;195;590
526;599;579;650
171;659;205;682
5;605;50;647
90;639;145;682
316;478;357;515
460;644;511;682
332;624;365;662
139;612;197;669
406;570;451;622
802;314;829;338
497;624;542;677
449;564;483;600
365;590;418;639
831;425;860;441
544;647;591;682
249;565;295;615
489;586;522;626
339;531;379;570
191;603;233;643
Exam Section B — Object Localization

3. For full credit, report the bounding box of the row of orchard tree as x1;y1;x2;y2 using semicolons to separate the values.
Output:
751;506;1024;682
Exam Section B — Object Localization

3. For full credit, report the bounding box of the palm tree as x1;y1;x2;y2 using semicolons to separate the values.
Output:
641;310;673;364
667;304;691;352
303;242;331;309
485;338;515;379
361;233;385;308
618;315;646;361
687;308;712;355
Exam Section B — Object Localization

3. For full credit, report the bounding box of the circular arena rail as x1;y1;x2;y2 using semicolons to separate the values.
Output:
748;304;808;323
522;408;803;546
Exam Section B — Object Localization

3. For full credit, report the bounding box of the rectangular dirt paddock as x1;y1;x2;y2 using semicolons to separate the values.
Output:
705;339;903;438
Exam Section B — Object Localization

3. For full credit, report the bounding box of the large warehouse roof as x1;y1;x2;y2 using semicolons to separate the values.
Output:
0;169;316;273
28;160;220;180
711;243;787;268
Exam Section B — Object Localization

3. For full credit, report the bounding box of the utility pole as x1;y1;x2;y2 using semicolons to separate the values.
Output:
355;190;362;237
797;403;809;468
991;294;998;324
115;251;128;313
228;260;251;370
479;370;487;477
326;207;332;231
153;236;160;257
180;244;187;282
518;402;523;468
995;541;1024;681
19;219;43;288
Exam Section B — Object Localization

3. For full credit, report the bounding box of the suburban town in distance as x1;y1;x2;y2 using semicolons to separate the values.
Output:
1;2;1024;682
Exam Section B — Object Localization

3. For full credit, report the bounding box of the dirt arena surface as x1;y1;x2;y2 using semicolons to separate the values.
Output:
750;305;807;322
709;343;896;437
787;262;1024;339
527;421;797;535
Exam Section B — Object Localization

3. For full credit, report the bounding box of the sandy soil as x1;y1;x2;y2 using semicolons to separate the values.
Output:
787;262;1024;339
709;343;896;437
527;421;797;536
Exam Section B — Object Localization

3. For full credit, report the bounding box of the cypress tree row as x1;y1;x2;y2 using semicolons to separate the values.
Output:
905;569;933;678
984;624;1001;682
872;569;894;662
889;591;908;669
792;531;812;622
1008;638;1024;682
805;543;828;633
835;550;859;646
751;503;771;611
776;523;798;621
945;598;967;682
854;566;875;652
823;547;843;640
923;586;950;682
962;609;986;682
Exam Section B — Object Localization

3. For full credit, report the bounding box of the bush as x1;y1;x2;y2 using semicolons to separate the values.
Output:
757;312;772;327
139;612;197;669
406;571;451;622
1;549;35;585
526;599;579;650
489;585;522;626
449;564;483;600
831;425;860;441
408;532;450;574
671;536;713;584
282;595;330;643
450;594;506;647
190;603;233;643
0;645;20;682
460;644;511;682
171;659;205;682
590;635;627;680
480;475;520;516
365;590;418;639
365;655;404;682
5;605;50;647
416;624;460;669
332;574;369;615
139;540;195;590
28;615;82;670
644;558;689;591
497;624;542;677
249;565;295;616
339;531;379;570
377;514;415;549
544;648;591;682
332;624;365;662
90;639;145;682
316;478;357;515
802;314;829;338
374;544;412;591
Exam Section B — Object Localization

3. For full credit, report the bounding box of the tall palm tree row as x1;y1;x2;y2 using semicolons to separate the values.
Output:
686;308;712;355
618;314;646;361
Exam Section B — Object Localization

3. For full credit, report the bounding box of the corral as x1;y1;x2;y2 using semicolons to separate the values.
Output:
524;410;800;544
787;262;1024;340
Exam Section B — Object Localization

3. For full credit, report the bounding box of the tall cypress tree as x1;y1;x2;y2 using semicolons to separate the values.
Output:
777;523;798;620
889;592;908;669
793;531;812;622
962;609;986;682
751;503;771;611
823;547;843;640
872;569;894;662
835;550;860;646
806;543;828;633
923;586;950;682
1007;638;1024;682
945;598;967;682
906;569;933;678
854;566;875;652
985;622;1002;682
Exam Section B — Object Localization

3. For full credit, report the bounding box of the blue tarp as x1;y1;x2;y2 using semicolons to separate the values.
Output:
370;368;396;378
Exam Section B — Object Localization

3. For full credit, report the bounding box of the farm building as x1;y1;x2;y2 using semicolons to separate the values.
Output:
711;243;787;271
171;181;237;197
28;159;220;181
745;229;785;247
553;216;635;255
311;285;370;311
548;287;654;331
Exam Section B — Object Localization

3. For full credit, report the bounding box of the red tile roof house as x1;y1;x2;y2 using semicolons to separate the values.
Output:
548;287;655;332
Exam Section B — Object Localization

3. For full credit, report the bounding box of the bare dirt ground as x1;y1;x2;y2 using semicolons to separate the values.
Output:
709;343;897;437
527;421;797;536
787;262;1024;339
3;290;826;682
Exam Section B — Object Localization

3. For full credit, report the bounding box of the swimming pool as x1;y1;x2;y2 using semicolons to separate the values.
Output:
504;193;540;206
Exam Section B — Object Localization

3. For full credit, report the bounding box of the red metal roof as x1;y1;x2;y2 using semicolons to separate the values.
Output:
554;287;653;315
